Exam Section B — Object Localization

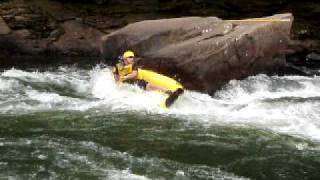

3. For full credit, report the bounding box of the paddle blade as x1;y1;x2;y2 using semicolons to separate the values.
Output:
160;88;184;108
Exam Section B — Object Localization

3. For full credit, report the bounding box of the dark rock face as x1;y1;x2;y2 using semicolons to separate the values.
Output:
0;16;11;34
0;0;318;76
101;14;293;94
0;0;104;68
51;0;320;42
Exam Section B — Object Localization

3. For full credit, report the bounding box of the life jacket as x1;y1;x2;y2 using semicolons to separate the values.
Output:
113;63;133;77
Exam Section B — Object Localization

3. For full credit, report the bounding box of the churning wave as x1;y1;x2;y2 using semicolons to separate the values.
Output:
1;66;320;141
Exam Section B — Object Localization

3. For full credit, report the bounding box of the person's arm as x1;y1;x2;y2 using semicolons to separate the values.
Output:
112;66;120;82
121;62;139;81
121;70;138;81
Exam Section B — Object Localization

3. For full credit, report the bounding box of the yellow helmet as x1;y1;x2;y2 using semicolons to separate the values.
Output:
123;50;135;59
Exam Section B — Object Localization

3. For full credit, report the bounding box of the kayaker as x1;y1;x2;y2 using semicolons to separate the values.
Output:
113;50;184;107
113;50;164;91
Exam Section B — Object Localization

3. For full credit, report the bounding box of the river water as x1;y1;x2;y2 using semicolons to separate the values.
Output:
0;66;320;180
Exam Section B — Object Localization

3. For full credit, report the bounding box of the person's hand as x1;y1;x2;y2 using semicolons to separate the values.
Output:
114;74;120;82
119;76;126;82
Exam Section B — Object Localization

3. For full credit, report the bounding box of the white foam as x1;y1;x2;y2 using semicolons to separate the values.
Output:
207;75;320;141
0;68;97;114
2;68;41;79
2;68;91;95
0;78;21;92
90;68;168;111
108;170;149;180
2;67;320;141
65;69;320;141
90;68;118;99
26;90;65;103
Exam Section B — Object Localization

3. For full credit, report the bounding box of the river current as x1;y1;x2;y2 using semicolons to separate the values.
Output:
0;66;320;179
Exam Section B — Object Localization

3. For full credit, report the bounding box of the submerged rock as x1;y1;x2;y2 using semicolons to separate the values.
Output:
101;14;293;94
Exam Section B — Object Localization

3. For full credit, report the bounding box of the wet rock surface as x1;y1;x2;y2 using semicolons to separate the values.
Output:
0;0;104;68
101;14;293;93
0;0;319;91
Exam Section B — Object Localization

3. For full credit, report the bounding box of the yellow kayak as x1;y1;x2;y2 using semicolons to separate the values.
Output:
137;69;184;108
137;69;183;92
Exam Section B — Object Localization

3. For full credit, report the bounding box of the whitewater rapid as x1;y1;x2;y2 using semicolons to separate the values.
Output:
1;66;320;141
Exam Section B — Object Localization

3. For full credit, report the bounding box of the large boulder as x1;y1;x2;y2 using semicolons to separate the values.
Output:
101;13;293;94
